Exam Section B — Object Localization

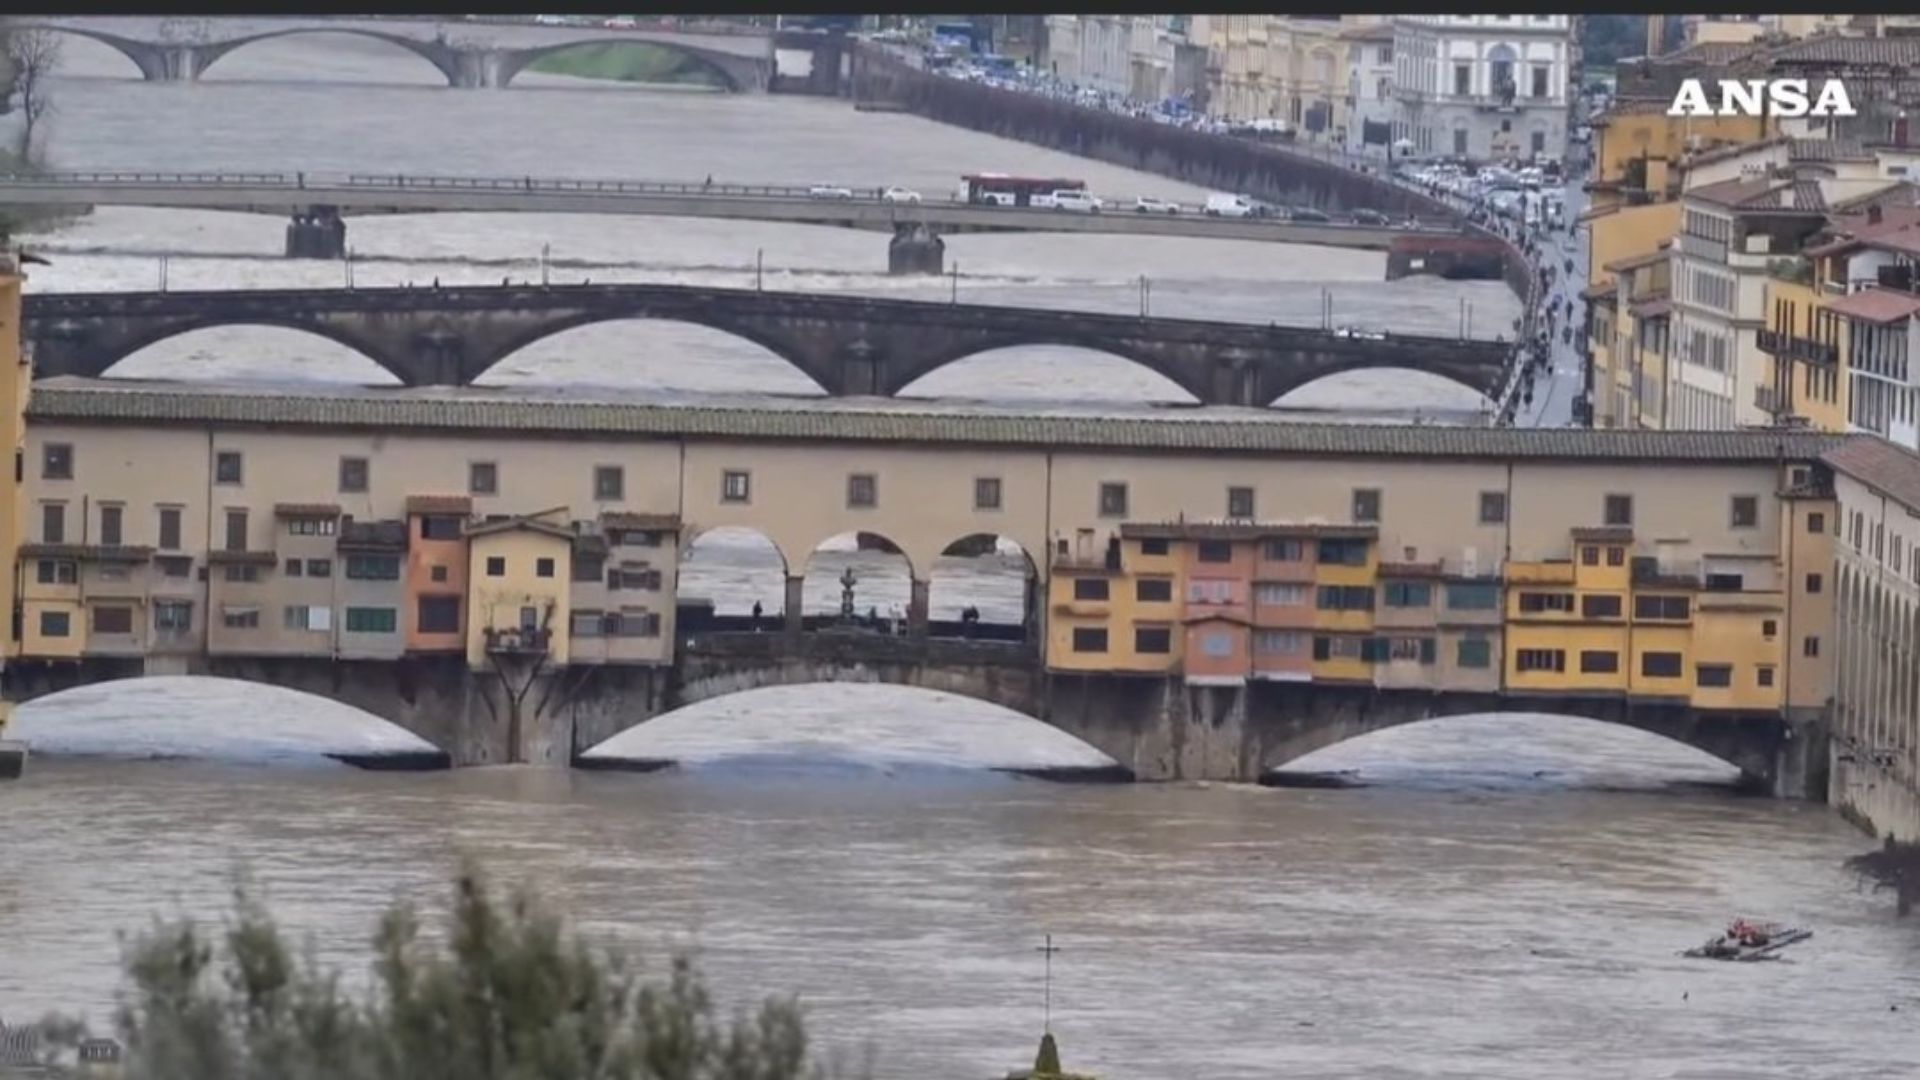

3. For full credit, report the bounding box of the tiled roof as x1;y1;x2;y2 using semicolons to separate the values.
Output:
601;511;682;531
18;543;155;561
1687;137;1788;168
1630;295;1673;320
1805;204;1920;257
1593;97;1677;123
1823;437;1920;511
1764;36;1920;68
206;549;278;565
338;520;408;550
23;382;1861;463
406;494;472;514
1824;286;1920;324
1686;176;1825;211
1581;281;1618;303
1653;40;1766;66
467;515;573;540
1604;248;1669;274
1790;138;1872;163
1571;526;1634;543
274;502;340;518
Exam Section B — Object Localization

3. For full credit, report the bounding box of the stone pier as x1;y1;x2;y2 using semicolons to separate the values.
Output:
285;209;346;259
888;223;945;275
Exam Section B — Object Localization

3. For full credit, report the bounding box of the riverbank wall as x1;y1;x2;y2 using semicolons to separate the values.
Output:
1832;757;1920;842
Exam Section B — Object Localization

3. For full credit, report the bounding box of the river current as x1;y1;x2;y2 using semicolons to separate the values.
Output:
2;30;1917;1080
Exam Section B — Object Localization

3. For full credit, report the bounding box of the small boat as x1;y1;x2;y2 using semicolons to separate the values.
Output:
1682;919;1813;962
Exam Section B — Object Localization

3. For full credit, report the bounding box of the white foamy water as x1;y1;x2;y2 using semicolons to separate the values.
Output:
583;683;1114;773
10;675;436;762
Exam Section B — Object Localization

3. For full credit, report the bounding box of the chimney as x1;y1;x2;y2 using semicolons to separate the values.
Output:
1870;203;1884;225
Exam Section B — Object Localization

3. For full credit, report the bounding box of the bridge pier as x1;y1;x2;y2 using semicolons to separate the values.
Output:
887;223;945;275
784;575;805;637
285;209;346;259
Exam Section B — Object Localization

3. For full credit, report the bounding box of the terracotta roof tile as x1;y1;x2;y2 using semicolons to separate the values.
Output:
1764;37;1920;68
1825;286;1920;324
1790;138;1873;163
601;511;682;531
1823;437;1920;511
274;502;340;518
466;516;573;541
18;543;155;561
1604;248;1669;274
406;494;473;514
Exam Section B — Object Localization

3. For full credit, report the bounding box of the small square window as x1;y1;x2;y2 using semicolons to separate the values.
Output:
215;451;243;485
470;461;498;495
339;456;369;494
1227;486;1255;519
486;555;506;577
1806;572;1823;594
1730;495;1758;529
847;473;878;509
1606;546;1624;567
1478;490;1506;524
1807;511;1825;534
431;564;449;583
1758;665;1776;687
1352;488;1381;523
536;557;555;578
307;558;332;578
284;558;303;577
974;477;1002;510
1603;494;1633;526
594;465;624;501
722;470;751;503
1802;635;1820;658
1098;482;1128;517
41;442;72;480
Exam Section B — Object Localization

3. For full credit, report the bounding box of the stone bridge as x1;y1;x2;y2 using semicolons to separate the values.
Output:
0;636;1823;797
21;20;773;90
21;284;1515;406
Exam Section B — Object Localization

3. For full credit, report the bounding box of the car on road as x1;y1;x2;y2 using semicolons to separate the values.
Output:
1050;190;1103;213
604;16;637;29
881;186;922;204
1203;193;1256;218
1028;191;1058;209
1288;207;1331;223
1133;196;1181;214
808;185;855;200
1349;208;1389;226
533;14;568;26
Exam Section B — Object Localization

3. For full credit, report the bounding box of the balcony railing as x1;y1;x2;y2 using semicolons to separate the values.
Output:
1755;328;1838;366
484;627;550;655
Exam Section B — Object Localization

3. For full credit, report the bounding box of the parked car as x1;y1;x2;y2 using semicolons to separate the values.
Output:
881;186;922;204
604;16;637;29
1051;189;1103;213
1289;207;1331;223
533;14;568;25
1204;193;1255;218
808;185;855;200
1349;208;1389;226
1133;195;1181;214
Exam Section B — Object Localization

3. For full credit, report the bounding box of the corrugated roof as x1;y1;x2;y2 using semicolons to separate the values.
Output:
406;494;472;514
1630;295;1673;320
467;516;573;541
1765;36;1920;67
1790;138;1873;163
1823;438;1920;511
18;543;155;562
22;382;1860;463
274;502;340;518
1687;137;1788;168
1654;40;1766;66
601;511;682;531
1604;248;1669;274
1824;286;1920;324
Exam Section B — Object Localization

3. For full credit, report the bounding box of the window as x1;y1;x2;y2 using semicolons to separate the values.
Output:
338;456;369;493
1634;595;1690;620
974;477;1002;510
288;517;337;536
35;560;75;584
345;607;398;634
1531;63;1548;98
1073;578;1110;602
609;567;663;591
1516;648;1565;672
41;442;72;480
1453;61;1471;95
307;558;332;578
154;601;192;632
1099;482;1128;517
485;556;506;578
573;555;605;583
215;451;242;485
1072;627;1108;652
421;516;462;541
91;606;132;634
1200;632;1234;658
1580;594;1622;619
1806;572;1823;594
1607;547;1625;567
40;502;63;544
1479;491;1507;524
1312;635;1367;661
346;554;401;580
1388;636;1435;663
1758;665;1776;688
606;611;662;638
1188;578;1233;604
1807;511;1825;534
1581;546;1600;567
1197;539;1232;563
1446;582;1499;610
158;507;181;551
1351;488;1381;523
424;564;446;583
1704;573;1743;592
224;510;248;552
39;610;70;638
1316;585;1374;611
1762;619;1777;639
1263;538;1303;562
1227;486;1255;519
1696;663;1733;688
1139;538;1170;556
1640;651;1683;678
722;470;751;503
1134;626;1172;654
220;608;260;630
847;473;877;509
1136;578;1173;603
1603;494;1633;526
571;611;604;637
1730;496;1758;529
97;565;129;584
284;558;303;577
1317;538;1369;566
1255;630;1303;655
156;557;191;579
532;557;555;579
584;465;623;501
281;605;331;632
1580;650;1619;674
470;461;498;495
417;596;461;634
1456;635;1492;668
1803;635;1820;658
1517;591;1573;614
223;564;260;583
1383;582;1432;608
1255;583;1305;606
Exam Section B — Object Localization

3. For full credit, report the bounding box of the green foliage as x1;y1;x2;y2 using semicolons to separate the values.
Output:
1580;16;1649;69
40;859;856;1080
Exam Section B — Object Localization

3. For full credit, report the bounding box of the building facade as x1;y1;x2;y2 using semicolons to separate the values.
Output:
1391;15;1572;163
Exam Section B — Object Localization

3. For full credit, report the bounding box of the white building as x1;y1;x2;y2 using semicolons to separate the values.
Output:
1391;15;1573;163
1343;21;1397;157
1044;16;1180;102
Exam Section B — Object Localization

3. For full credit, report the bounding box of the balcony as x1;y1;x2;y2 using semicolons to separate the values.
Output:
1755;328;1838;366
484;626;551;655
1675;232;1728;264
1507;561;1576;585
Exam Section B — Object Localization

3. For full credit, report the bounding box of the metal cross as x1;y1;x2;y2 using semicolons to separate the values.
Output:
1036;934;1062;1032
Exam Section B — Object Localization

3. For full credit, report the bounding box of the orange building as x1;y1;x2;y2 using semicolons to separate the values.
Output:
1179;528;1254;685
405;494;470;652
1250;531;1316;682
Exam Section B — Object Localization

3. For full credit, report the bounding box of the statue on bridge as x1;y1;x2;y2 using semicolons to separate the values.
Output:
839;566;858;622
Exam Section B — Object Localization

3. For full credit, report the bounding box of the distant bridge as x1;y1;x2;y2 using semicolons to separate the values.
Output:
0;172;1463;254
20;17;773;89
20;283;1515;406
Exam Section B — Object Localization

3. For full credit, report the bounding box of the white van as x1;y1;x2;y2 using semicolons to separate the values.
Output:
1204;193;1255;218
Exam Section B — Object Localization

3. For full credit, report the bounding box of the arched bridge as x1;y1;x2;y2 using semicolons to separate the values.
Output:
19;20;772;90
21;284;1515;406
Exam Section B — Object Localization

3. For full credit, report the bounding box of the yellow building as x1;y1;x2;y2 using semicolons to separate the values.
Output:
0;258;25;744
1586;102;1773;216
464;511;574;668
1045;529;1184;675
1757;272;1847;430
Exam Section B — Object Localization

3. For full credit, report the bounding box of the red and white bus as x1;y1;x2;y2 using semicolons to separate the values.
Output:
956;173;1087;207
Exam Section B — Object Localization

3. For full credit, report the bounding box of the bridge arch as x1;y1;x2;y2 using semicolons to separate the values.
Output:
93;322;401;385
800;530;916;625
190;28;464;85
1263;357;1499;408
16;25;171;80
894;343;1201;405
492;39;742;91
474;317;827;395
677;525;790;626
928;532;1039;641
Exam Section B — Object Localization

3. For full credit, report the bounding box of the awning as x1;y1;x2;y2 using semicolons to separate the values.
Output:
1826;287;1920;325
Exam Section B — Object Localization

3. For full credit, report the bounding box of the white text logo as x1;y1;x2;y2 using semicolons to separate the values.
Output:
1667;78;1857;119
